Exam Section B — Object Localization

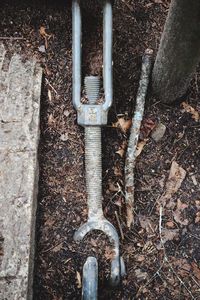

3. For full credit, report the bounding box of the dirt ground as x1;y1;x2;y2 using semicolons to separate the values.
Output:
1;0;200;299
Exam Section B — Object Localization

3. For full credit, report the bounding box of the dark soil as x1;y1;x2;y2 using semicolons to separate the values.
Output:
1;0;200;299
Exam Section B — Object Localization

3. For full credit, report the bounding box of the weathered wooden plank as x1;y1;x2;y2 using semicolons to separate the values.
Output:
0;43;42;300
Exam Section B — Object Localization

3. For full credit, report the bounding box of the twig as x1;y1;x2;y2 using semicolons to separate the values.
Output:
0;37;25;40
45;78;58;95
125;49;153;228
115;211;124;240
121;0;134;12
41;240;63;253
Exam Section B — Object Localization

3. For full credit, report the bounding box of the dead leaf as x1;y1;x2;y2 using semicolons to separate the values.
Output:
39;26;51;38
108;181;119;192
135;138;148;157
166;221;175;228
90;238;97;247
181;102;199;122
52;242;63;253
135;269;149;282
172;258;191;277
161;228;179;244
173;199;189;226
192;262;200;281
195;211;200;223
105;246;115;261
138;215;155;235
114;197;122;207
140;118;157;140
116;141;127;157
135;255;145;262
44;217;55;227
114;166;123;177
39;26;52;49
76;271;82;289
112;117;132;133
160;161;186;207
48;113;55;125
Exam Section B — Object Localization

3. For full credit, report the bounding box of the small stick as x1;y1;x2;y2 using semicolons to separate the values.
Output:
0;37;25;40
125;49;153;229
115;211;124;240
45;78;58;95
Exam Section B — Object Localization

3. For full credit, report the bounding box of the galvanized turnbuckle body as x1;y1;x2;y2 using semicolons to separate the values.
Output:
72;0;113;126
72;0;124;289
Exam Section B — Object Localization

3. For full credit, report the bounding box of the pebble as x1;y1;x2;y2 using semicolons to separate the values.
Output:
38;45;46;53
151;122;166;142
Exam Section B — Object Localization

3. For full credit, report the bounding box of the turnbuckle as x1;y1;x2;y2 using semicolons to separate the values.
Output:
72;0;113;126
72;0;124;291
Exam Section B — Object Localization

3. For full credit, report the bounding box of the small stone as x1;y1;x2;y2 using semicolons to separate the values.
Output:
38;45;46;53
191;174;198;186
151;122;166;142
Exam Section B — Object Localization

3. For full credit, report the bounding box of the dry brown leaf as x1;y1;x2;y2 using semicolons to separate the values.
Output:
195;211;200;223
114;166;123;177
52;242;63;253
76;271;82;289
116;141;127;157
135;255;145;262
166;221;175;228
140;118;157;139
90;238;97;247
114;197;122;207
138;215;155;235
39;26;51;38
192;262;200;281
44;217;55;227
104;246;115;261
112;117;132;133
135;269;149;282
181;101;199;122
135;138;148;157
108;181;119;192
172;258;191;277
48;113;55;125
161;228;179;244
160;161;186;207
173;199;188;226
39;26;52;49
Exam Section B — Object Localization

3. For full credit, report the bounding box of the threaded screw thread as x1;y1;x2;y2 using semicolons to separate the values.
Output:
84;76;100;104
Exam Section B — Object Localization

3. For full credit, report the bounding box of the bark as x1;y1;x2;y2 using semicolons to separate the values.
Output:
152;0;200;103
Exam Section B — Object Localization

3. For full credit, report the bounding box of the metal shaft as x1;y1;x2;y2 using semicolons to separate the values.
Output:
84;76;103;220
82;257;98;300
72;0;81;111
85;126;104;220
103;0;113;111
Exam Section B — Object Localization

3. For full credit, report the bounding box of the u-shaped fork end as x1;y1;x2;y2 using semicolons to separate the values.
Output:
74;218;124;286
